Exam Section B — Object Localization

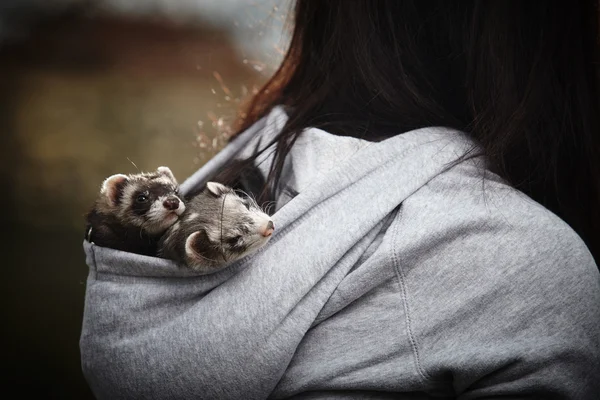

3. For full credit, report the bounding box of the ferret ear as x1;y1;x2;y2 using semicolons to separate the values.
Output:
101;174;128;206
157;166;177;184
205;181;230;197
185;230;213;259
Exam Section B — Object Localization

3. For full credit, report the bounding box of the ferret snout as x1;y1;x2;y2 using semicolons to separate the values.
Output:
261;220;275;237
163;197;180;211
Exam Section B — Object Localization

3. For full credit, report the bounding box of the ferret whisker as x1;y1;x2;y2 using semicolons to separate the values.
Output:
234;188;257;206
261;200;276;214
249;191;259;206
234;188;260;208
127;157;140;172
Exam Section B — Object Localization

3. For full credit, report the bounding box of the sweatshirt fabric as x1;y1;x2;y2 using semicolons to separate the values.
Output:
80;106;600;399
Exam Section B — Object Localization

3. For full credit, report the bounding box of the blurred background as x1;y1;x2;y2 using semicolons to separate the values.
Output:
1;0;290;397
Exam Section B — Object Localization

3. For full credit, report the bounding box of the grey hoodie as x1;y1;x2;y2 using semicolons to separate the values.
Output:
80;107;600;399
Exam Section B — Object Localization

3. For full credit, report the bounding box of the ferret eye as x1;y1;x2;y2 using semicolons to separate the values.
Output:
226;235;242;245
136;193;149;203
243;200;251;210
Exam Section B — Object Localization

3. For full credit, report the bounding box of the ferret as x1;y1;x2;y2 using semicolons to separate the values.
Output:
85;167;274;272
158;181;275;273
85;166;185;256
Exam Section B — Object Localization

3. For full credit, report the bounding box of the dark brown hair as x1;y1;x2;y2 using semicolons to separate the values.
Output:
220;0;600;263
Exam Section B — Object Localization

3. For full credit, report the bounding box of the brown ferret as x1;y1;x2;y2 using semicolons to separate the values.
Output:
84;166;185;256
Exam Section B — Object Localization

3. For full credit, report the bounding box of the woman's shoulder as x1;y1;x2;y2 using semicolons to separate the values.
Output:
396;158;597;274
384;159;600;396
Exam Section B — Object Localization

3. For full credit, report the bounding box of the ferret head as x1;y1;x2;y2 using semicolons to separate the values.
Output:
99;166;185;235
184;182;274;268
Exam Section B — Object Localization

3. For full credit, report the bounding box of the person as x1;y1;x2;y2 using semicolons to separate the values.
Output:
80;1;600;399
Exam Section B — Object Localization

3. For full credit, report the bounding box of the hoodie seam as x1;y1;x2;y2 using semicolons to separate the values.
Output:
391;206;437;384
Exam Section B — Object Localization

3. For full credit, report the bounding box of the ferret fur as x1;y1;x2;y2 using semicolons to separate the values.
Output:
85;166;185;256
158;181;274;273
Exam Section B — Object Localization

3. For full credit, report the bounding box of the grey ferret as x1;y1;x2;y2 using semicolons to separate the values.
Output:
86;167;274;272
85;166;185;256
158;181;275;273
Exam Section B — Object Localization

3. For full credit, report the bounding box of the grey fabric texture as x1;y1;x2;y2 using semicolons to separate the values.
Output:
80;107;600;399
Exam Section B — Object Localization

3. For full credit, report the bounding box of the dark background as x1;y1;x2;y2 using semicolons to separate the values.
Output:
1;1;288;397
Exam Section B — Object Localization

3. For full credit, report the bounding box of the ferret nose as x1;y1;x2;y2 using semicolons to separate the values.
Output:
262;220;275;237
163;197;180;210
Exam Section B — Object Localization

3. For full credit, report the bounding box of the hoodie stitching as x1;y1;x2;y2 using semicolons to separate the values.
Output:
391;207;437;384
